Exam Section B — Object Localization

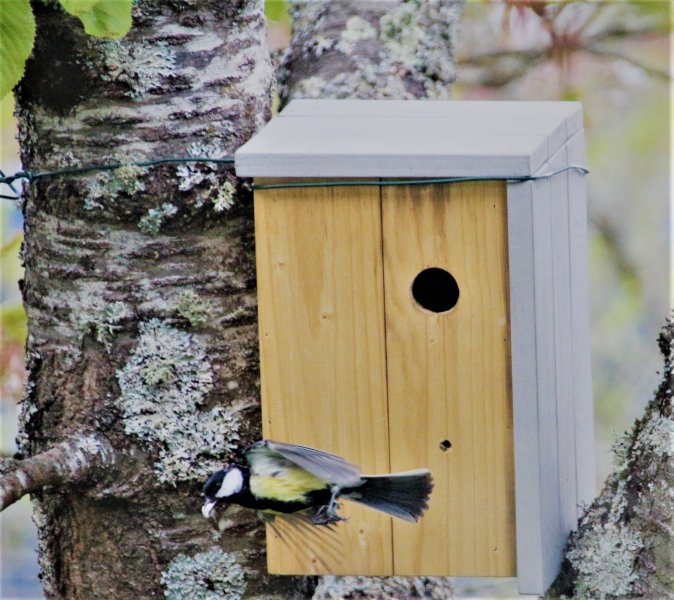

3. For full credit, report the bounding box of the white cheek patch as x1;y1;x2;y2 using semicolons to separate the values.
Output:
216;468;243;498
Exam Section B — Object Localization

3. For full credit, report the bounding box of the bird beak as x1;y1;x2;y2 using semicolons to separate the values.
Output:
202;499;217;519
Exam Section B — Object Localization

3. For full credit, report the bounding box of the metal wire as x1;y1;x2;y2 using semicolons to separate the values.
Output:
0;158;588;201
252;165;590;190
0;157;236;201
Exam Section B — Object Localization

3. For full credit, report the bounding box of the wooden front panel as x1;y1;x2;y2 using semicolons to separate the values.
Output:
382;181;516;576
254;180;392;575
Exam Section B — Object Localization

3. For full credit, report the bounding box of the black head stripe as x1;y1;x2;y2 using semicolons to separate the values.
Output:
203;470;225;497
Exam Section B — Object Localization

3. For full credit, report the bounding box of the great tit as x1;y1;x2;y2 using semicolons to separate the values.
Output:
201;439;433;526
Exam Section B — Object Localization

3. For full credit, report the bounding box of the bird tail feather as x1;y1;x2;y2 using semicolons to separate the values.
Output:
344;469;433;522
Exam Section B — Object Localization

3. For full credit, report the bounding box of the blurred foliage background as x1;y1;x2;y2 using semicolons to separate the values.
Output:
1;1;671;597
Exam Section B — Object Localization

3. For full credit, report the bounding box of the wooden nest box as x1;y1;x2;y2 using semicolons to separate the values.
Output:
235;99;595;595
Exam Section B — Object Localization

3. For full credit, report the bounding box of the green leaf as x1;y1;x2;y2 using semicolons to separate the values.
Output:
265;0;289;24
59;0;132;39
0;0;36;100
0;302;27;345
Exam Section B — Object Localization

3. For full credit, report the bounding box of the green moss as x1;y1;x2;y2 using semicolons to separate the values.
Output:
113;164;146;193
379;0;458;94
282;0;458;102
337;16;376;52
212;180;235;213
116;319;240;484
77;301;130;352
84;164;147;209
160;548;245;600
379;0;424;68
176;290;211;328
101;39;176;98
221;306;247;323
138;203;178;235
174;142;237;213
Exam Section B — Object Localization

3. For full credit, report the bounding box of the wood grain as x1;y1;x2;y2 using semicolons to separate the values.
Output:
382;181;516;576
254;179;393;575
246;104;593;593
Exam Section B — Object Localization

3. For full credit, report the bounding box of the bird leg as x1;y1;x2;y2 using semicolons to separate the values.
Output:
311;486;346;525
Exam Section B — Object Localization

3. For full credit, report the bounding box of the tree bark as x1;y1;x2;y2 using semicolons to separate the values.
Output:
8;1;669;597
8;1;299;597
551;316;674;599
280;0;462;106
279;1;462;597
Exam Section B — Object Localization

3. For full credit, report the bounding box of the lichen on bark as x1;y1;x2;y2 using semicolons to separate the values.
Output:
160;547;246;600
552;316;674;599
14;0;276;597
313;576;459;599
116;318;241;484
279;0;462;104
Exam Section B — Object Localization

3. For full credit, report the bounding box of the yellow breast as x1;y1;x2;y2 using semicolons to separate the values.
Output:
250;465;328;502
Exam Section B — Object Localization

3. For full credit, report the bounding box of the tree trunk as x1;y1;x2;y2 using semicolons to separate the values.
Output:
279;1;462;597
280;0;462;105
551;316;674;599
6;1;669;597
4;1;300;597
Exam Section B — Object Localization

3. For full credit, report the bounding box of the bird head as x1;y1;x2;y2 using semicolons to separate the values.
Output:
201;465;245;519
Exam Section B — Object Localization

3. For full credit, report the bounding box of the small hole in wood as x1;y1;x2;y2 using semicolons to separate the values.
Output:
439;439;452;451
412;268;459;313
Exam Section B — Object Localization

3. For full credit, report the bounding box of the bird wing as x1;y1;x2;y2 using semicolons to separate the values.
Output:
262;509;343;572
245;440;362;486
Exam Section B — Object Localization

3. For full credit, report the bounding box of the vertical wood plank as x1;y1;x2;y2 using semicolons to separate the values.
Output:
549;150;578;540
531;174;565;588
566;130;596;509
507;179;545;593
254;179;392;575
509;137;593;594
383;181;516;576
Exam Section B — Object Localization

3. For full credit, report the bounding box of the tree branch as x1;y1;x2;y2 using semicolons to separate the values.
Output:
0;433;117;511
584;45;670;81
458;21;666;67
457;20;668;88
550;316;674;598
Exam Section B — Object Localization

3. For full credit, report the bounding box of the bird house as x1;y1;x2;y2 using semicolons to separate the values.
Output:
235;100;595;595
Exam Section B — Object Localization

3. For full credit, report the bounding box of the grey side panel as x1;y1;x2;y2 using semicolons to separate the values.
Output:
507;180;545;594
